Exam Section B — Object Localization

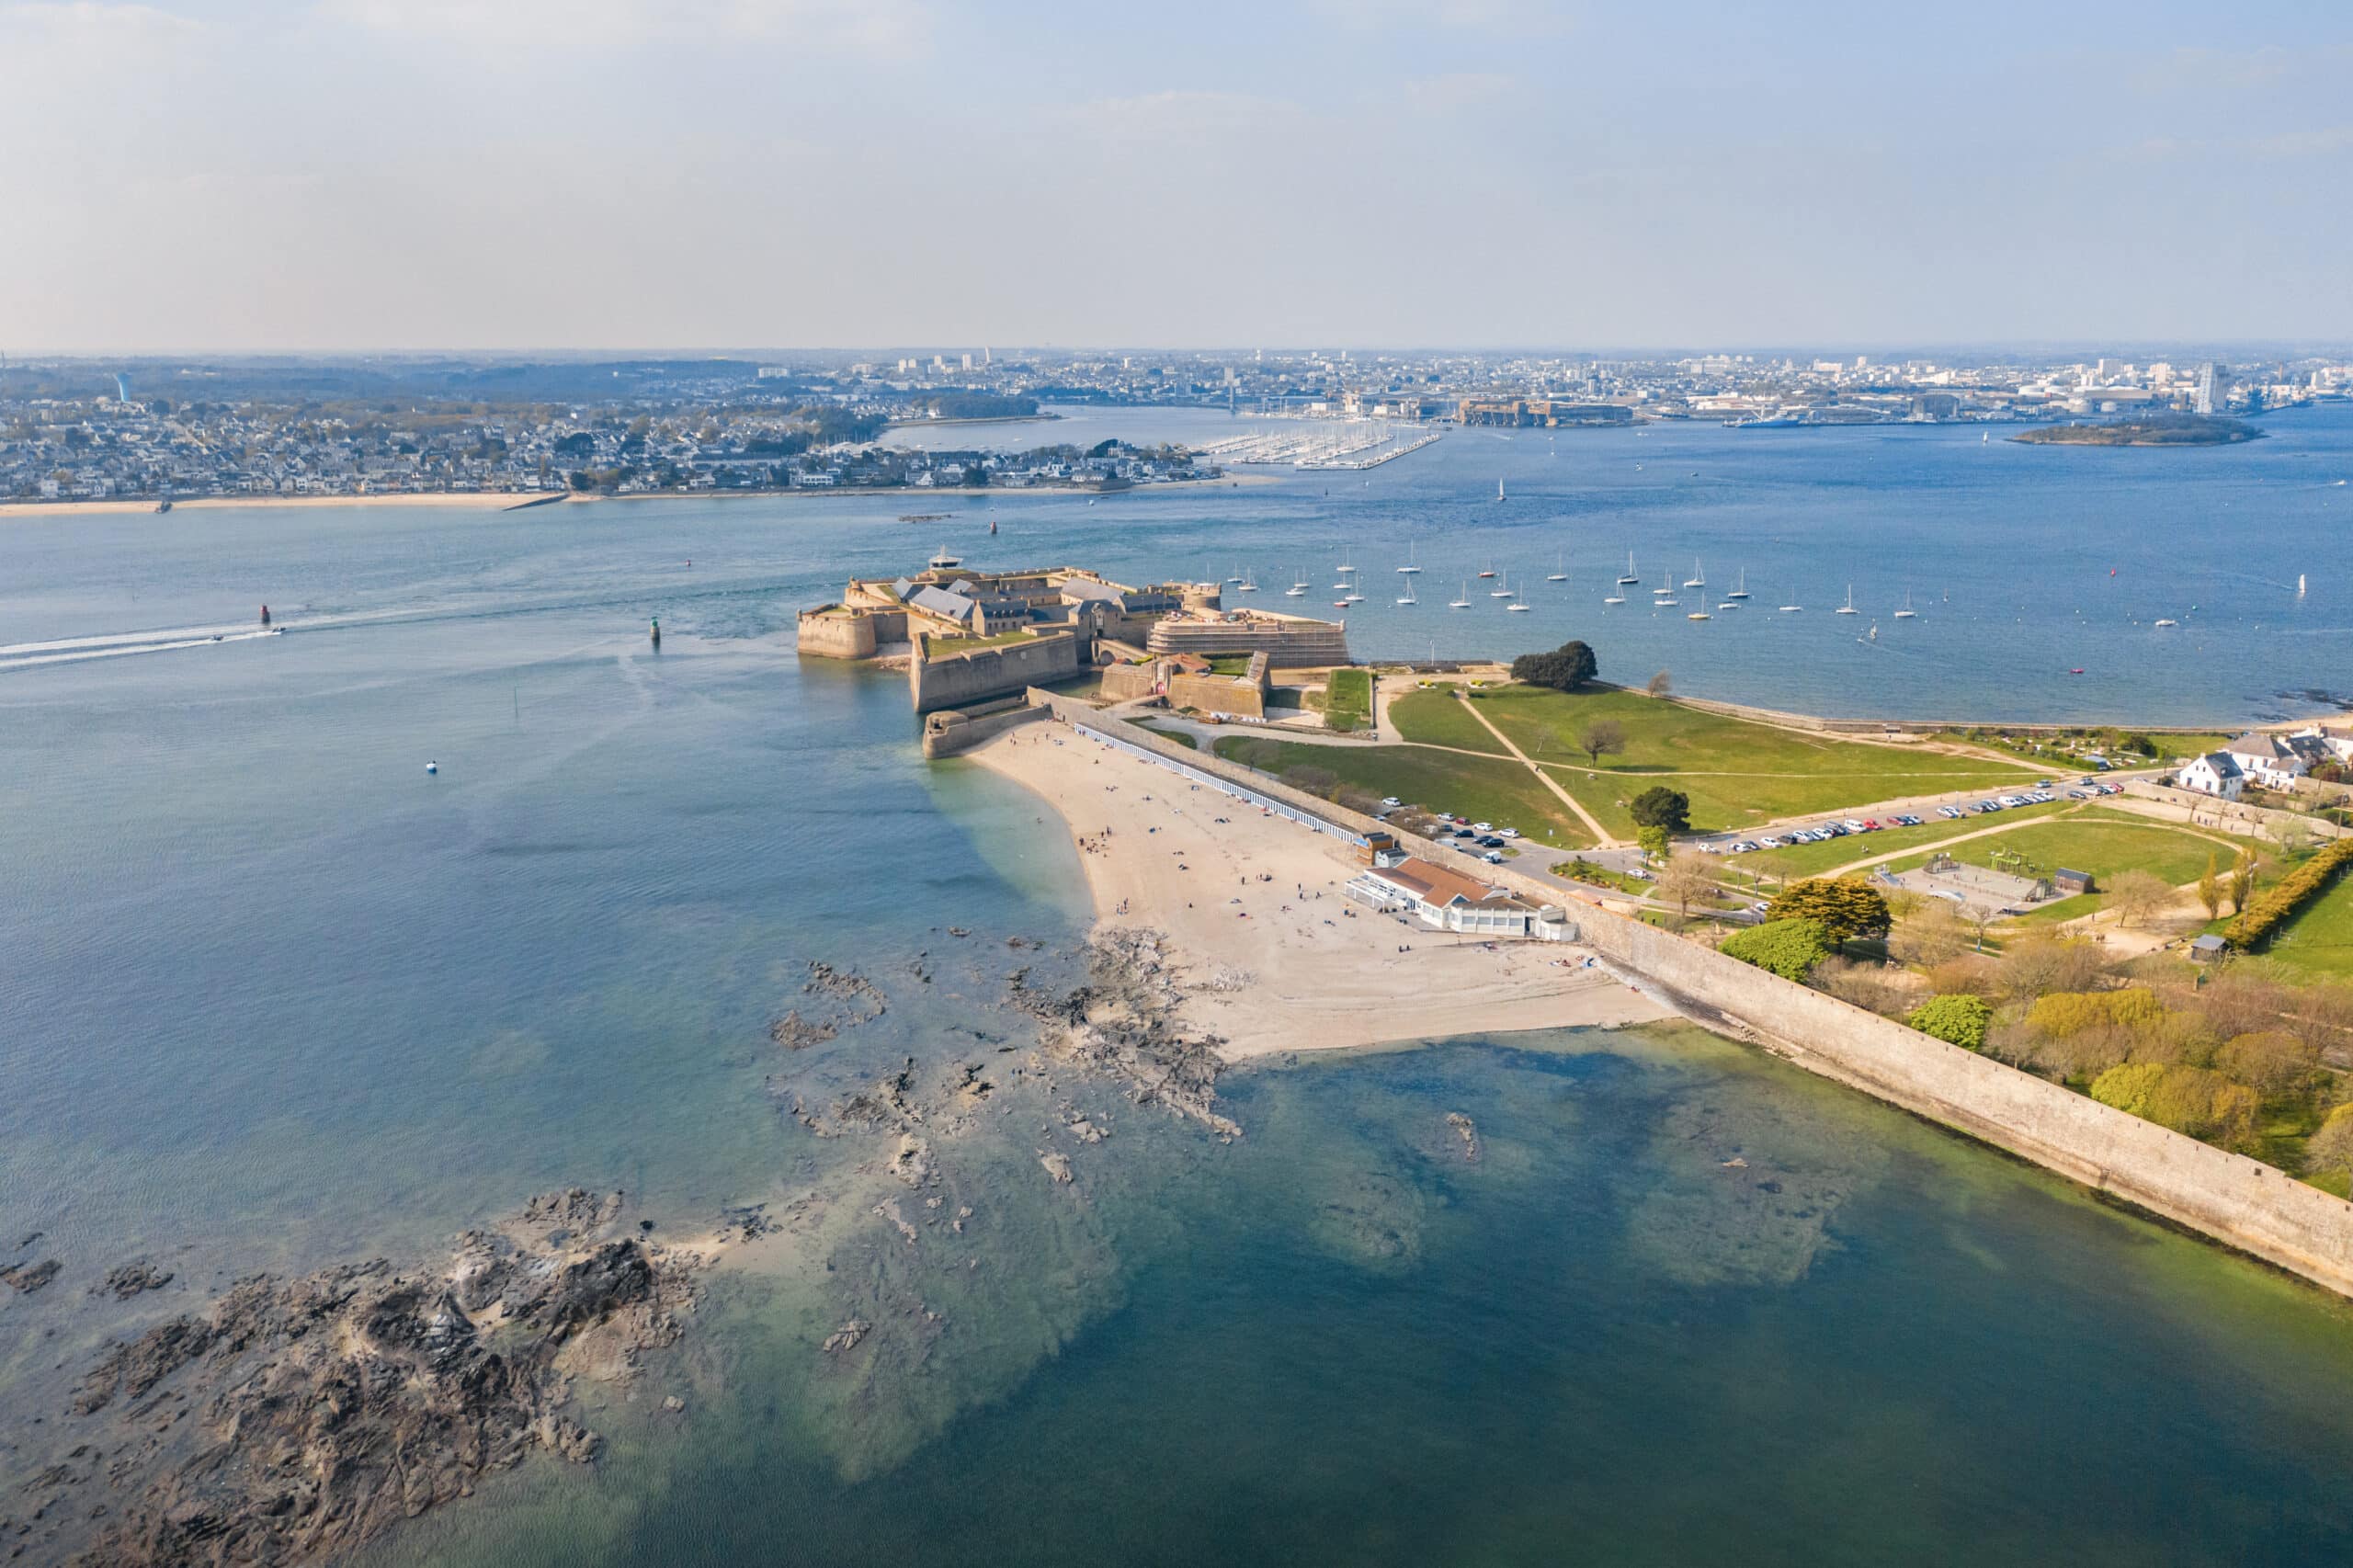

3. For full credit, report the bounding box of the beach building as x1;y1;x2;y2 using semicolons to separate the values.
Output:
2177;752;2246;800
1345;856;1568;938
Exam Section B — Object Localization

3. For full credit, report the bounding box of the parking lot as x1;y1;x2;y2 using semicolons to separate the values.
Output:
1695;778;2130;858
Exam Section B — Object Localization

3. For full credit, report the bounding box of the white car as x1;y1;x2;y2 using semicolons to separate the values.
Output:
1381;797;1402;809
1472;822;1494;833
1498;827;1519;839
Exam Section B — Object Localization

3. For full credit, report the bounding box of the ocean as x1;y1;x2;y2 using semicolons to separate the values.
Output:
4;412;2353;1564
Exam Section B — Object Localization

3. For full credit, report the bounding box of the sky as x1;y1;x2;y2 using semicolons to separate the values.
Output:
3;0;2350;354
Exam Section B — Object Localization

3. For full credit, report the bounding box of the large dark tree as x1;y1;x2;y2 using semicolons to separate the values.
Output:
1509;640;1597;691
1765;879;1893;945
1628;787;1691;834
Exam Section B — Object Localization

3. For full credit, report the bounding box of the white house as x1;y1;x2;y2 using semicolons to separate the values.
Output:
2222;732;2313;790
2177;752;2245;801
2291;723;2353;766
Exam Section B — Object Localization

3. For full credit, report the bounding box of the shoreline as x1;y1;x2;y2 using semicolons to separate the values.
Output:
0;472;1272;520
963;724;1672;1060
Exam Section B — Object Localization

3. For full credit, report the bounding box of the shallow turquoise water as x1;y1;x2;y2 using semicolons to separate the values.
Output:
4;453;2353;1563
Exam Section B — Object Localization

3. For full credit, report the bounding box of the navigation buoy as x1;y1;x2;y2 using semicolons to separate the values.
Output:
426;761;438;775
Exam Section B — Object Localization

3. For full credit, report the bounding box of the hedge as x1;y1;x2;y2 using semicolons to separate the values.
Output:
2223;836;2353;949
1909;993;1992;1051
1720;917;1833;982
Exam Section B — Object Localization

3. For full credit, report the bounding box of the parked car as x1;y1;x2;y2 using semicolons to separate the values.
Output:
1483;850;1505;864
1498;827;1519;839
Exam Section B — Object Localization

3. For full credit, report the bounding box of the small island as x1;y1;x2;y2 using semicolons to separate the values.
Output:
2013;415;2262;447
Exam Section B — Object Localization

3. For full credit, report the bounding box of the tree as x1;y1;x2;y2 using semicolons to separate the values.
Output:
1637;824;1672;861
2105;869;2174;929
1721;917;1833;981
1764;878;1893;945
2214;1030;2319;1101
1909;994;1992;1051
2197;854;2222;920
2307;1103;2353;1176
2229;848;2257;915
1575;719;1626;765
1646;669;1673;698
1655;851;1717;919
1628;787;1691;835
1509;640;1597;691
1890;899;1967;967
2090;1062;2258;1147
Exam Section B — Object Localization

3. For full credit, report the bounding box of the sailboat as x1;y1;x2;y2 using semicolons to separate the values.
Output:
1893;591;1917;619
1604;588;1626;605
1336;555;1357;575
1724;568;1750;600
1285;569;1307;597
1496;478;1506;503
1779;601;1803;612
1617;551;1640;585
1396;543;1423;575
1396;578;1418;606
1236;566;1257;593
1225;567;1244;585
1449;580;1472;609
1478;561;1497;579
1683;558;1706;589
1507;584;1531;611
1835;585;1860;615
1491;571;1514;598
1546;550;1567;583
1688;609;1711;620
1653;567;1675;597
1343;579;1366;604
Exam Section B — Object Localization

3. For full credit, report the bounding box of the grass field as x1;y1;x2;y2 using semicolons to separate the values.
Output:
1323;668;1373;733
1136;721;1198;750
1392;685;2041;836
1211;735;1592;847
1882;816;2227;883
2268;875;2353;977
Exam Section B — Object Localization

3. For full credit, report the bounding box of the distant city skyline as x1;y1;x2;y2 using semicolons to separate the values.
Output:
4;0;2350;353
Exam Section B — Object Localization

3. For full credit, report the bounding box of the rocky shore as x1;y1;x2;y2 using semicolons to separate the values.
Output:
5;1190;705;1567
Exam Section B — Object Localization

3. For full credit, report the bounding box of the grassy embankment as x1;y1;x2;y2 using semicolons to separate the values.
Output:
2268;877;2353;978
1392;686;2041;838
1321;668;1373;733
1209;734;1592;848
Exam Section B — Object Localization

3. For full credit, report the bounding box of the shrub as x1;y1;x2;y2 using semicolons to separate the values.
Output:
1764;879;1893;945
2025;987;2165;1040
2306;1103;2353;1177
1910;993;1992;1051
2224;836;2353;949
1995;934;2114;1001
1814;957;1919;1017
1720;917;1833;982
2091;1062;2261;1148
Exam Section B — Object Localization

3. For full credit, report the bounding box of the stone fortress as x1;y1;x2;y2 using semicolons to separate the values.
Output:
798;558;1349;714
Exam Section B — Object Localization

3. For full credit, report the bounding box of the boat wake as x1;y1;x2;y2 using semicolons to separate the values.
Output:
0;622;288;670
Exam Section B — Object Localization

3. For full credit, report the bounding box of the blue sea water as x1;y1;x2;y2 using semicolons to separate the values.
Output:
3;423;2353;1564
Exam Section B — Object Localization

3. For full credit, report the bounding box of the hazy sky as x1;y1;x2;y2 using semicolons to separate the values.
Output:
4;0;2349;353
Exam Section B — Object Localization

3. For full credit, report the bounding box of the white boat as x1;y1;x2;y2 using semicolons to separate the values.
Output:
1779;604;1803;613
1396;543;1423;575
928;543;961;569
2154;618;2178;628
1396;580;1418;606
1683;558;1706;589
1893;591;1916;619
1546;549;1567;583
1490;572;1514;597
1688;611;1711;620
1653;568;1675;597
1604;591;1626;605
1237;567;1258;593
1724;568;1750;600
1717;601;1740;611
1655;597;1680;608
1449;580;1472;609
1507;596;1530;612
1337;556;1357;574
1285;568;1307;597
1835;584;1860;615
1617;551;1640;585
1496;478;1506;502
1225;569;1244;585
1344;584;1365;604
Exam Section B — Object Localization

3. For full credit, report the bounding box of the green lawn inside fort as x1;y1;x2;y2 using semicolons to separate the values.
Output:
1321;668;1373;733
1389;685;2042;836
1210;734;1593;848
2268;876;2353;977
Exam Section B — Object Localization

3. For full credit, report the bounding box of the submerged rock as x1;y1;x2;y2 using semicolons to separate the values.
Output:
1;1257;60;1294
18;1189;703;1568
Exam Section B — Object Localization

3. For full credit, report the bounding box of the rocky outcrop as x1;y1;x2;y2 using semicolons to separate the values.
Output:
101;1262;175;1299
0;1257;60;1294
12;1190;702;1568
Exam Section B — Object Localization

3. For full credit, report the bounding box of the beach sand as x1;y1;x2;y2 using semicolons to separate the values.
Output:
968;722;1671;1060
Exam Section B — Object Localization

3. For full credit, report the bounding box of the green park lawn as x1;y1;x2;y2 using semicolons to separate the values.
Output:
1211;734;1592;848
2267;876;2353;978
1322;668;1373;732
1875;815;2236;932
1392;685;2041;836
1387;687;1508;752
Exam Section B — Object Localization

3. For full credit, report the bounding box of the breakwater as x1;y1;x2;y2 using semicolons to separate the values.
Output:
1016;689;2353;1301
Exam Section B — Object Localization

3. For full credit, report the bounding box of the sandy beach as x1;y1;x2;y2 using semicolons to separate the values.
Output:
968;721;1671;1059
0;492;559;519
